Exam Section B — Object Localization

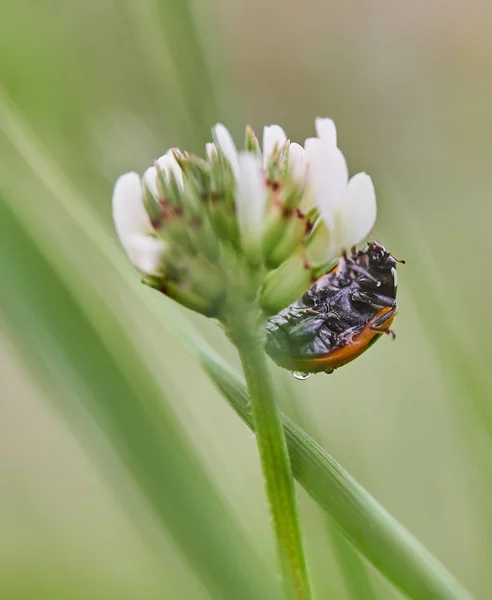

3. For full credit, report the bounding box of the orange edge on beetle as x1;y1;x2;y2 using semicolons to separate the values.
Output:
276;307;396;374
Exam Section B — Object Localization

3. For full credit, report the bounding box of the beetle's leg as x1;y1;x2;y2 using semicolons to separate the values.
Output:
350;289;394;309
356;276;381;290
323;311;347;333
350;289;372;305
290;308;320;318
369;305;397;339
371;325;396;339
347;263;381;286
371;295;395;309
371;305;396;325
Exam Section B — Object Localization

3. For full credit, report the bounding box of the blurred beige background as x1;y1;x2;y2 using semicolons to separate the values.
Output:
1;0;492;598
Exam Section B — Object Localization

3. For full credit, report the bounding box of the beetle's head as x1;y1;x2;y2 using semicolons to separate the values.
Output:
366;241;398;273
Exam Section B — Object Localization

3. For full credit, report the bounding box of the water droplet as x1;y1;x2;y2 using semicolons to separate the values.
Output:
293;371;310;380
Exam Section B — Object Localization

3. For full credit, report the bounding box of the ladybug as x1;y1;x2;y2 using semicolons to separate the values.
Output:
264;241;403;374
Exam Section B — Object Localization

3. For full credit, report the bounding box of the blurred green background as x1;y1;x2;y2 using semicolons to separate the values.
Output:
1;0;492;598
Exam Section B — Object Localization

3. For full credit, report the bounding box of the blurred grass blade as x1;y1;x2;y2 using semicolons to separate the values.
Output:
157;0;220;133
193;343;474;600
386;185;492;440
277;378;378;600
117;0;224;149
326;523;378;600
0;198;280;600
116;0;206;149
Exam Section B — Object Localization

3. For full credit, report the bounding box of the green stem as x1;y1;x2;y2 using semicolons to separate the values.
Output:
227;310;313;600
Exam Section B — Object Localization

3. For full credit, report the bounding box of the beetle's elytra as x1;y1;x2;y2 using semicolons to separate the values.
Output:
264;241;401;374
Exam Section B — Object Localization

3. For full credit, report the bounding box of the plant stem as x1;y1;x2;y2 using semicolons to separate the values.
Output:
227;309;313;600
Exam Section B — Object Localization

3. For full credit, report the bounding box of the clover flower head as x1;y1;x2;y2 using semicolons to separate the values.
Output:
112;118;377;316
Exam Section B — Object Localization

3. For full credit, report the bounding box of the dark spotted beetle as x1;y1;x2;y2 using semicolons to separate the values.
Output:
264;242;402;374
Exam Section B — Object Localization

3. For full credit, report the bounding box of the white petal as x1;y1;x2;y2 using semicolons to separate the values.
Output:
125;234;167;275
113;172;153;241
336;172;377;250
112;172;165;274
213;123;239;178
205;142;217;161
303;137;319;151
262;125;287;165
288;142;307;182
315;118;337;146
157;150;183;188
305;219;333;265
304;139;348;227
236;152;268;250
143;166;158;196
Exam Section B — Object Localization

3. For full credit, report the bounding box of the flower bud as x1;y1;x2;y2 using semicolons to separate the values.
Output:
261;178;306;268
259;254;313;315
142;275;220;317
245;126;260;154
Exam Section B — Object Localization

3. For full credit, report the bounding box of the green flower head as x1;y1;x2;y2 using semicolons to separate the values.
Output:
112;119;376;317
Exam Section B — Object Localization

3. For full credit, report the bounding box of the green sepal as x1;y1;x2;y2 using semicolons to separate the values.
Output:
266;218;306;269
259;254;313;315
245;126;260;154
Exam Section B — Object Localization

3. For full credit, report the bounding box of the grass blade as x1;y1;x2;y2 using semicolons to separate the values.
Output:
0;197;280;600
277;378;379;600
326;523;379;600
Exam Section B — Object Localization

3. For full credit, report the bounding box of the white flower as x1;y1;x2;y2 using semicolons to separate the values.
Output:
143;165;158;196
213;124;239;178
304;139;348;230
314;117;337;145
262;125;287;166
236;153;268;257
158;149;184;188
283;119;335;189
205;142;218;161
288;142;307;183
143;150;184;197
112;172;166;275
113;117;377;315
335;172;376;250
304;118;376;260
212;118;376;265
213;124;269;257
